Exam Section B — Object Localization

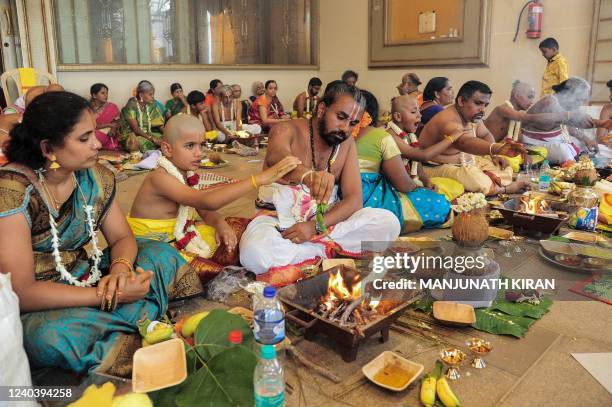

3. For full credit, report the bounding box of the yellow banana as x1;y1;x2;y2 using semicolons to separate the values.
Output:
181;311;210;337
420;376;436;407
143;326;174;346
420;360;442;407
436;377;460;407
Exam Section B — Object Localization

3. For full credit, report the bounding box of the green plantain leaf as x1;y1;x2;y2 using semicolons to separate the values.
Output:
194;309;255;362
490;296;552;319
175;346;257;407
473;309;535;338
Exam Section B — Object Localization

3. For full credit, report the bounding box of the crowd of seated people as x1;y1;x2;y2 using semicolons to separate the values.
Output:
1;67;612;379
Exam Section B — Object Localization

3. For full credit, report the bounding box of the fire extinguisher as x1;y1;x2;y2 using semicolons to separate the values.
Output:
513;1;544;42
527;1;544;39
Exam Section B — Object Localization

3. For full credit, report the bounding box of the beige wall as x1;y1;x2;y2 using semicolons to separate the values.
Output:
56;0;594;111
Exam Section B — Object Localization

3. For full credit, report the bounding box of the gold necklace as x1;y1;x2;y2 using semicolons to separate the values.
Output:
40;173;77;212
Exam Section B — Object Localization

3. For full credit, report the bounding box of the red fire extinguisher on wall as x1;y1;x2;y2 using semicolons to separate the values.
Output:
513;0;544;42
526;0;544;39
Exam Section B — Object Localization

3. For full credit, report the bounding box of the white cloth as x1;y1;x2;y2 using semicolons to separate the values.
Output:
133;149;162;169
0;273;38;406
240;184;400;274
221;121;262;135
522;131;579;164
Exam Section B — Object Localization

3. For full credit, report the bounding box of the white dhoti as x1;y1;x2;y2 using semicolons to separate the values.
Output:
239;183;400;276
522;127;580;164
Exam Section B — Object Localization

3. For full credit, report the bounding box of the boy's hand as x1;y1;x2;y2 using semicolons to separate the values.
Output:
216;221;238;252
255;156;301;186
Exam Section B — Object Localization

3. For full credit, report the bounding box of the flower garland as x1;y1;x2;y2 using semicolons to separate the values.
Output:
452;192;487;213
136;100;151;133
39;171;103;287
386;121;420;178
157;156;213;258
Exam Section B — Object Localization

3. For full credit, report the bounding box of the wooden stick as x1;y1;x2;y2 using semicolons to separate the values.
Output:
287;345;342;383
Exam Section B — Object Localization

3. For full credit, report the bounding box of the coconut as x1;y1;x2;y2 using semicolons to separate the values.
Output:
574;168;598;186
452;211;489;247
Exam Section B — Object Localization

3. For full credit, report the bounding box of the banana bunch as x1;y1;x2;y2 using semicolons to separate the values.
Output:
420;361;461;407
549;181;574;196
138;319;175;347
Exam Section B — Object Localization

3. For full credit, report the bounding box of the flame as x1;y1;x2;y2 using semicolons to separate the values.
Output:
519;196;549;215
322;270;362;307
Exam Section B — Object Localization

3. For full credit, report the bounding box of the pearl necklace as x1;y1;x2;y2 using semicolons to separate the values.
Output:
37;170;102;287
156;157;213;258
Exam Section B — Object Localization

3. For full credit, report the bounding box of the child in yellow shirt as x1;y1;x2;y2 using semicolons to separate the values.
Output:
539;37;569;96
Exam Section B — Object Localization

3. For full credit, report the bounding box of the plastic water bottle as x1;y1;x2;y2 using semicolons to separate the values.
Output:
253;286;285;345
254;345;285;407
538;160;551;192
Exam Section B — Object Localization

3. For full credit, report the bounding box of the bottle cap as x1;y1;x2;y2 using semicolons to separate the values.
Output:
543;159;549;165
228;330;243;345
260;344;276;360
263;286;276;298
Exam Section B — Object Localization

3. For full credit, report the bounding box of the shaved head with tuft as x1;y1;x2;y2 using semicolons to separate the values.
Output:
163;114;205;144
391;94;418;113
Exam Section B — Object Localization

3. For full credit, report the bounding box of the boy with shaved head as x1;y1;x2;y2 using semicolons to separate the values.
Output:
128;114;299;282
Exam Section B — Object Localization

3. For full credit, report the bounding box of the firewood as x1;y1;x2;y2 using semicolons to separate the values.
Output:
340;293;370;324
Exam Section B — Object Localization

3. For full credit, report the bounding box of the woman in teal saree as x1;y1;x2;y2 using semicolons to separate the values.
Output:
0;92;201;375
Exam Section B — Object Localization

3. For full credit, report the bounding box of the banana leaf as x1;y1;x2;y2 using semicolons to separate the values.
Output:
489;297;552;319
473;309;535;338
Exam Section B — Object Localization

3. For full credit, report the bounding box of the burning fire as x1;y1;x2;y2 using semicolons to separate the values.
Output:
327;270;362;300
318;269;384;327
519;196;550;215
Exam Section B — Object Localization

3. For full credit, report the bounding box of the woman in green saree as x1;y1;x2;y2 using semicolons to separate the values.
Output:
119;80;166;152
0;92;201;375
165;83;188;118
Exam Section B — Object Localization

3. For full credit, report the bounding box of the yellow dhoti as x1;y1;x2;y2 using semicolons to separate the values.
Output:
127;215;251;283
423;156;513;195
126;216;218;263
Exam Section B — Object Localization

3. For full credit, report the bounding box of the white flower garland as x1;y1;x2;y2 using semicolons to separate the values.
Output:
40;172;103;287
136;101;151;133
157;156;213;258
452;192;488;213
386;122;419;177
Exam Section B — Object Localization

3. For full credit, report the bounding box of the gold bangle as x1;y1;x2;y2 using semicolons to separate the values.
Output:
444;135;455;143
251;175;259;190
110;257;133;274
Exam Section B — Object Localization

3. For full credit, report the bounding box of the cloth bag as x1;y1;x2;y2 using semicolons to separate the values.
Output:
0;273;38;406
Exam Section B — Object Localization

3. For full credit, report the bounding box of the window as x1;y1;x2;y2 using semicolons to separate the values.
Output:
53;0;317;67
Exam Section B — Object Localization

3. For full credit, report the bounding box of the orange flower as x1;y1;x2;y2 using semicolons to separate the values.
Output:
351;111;372;138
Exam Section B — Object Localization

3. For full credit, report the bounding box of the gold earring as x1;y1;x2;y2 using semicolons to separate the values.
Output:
49;154;61;171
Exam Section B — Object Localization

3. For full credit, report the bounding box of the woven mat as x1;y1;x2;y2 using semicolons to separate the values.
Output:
569;273;612;305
